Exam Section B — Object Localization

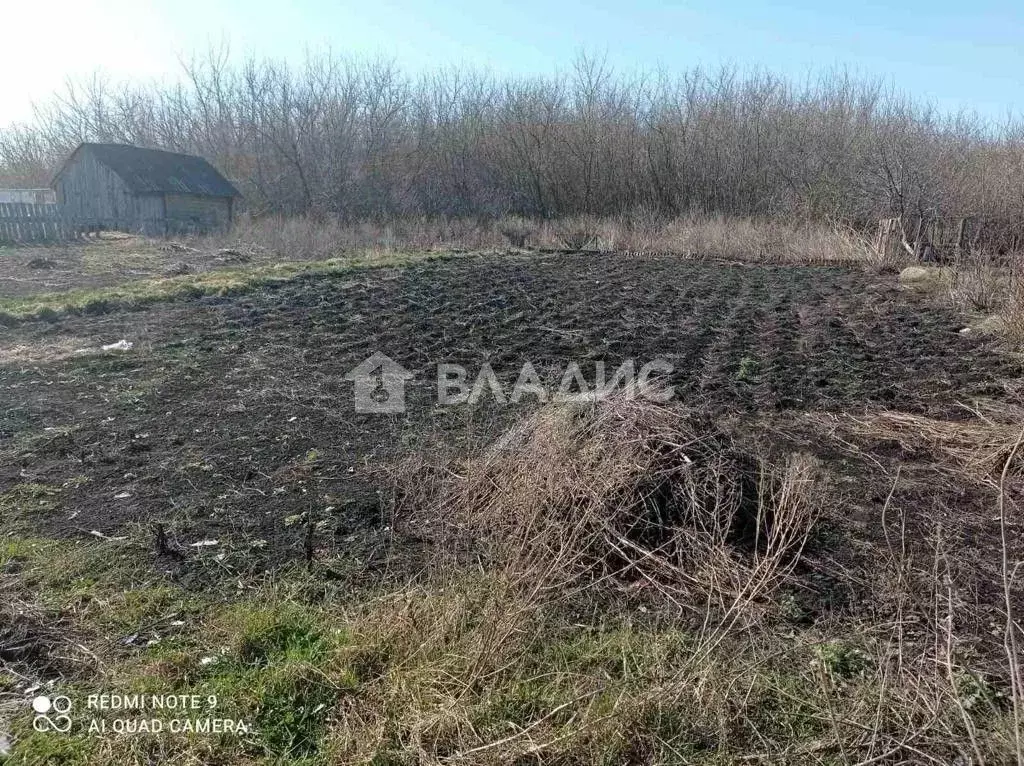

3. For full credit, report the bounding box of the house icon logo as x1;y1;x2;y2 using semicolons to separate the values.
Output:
344;352;414;414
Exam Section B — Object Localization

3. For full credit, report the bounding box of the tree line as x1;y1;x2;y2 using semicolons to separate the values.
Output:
1;49;1021;225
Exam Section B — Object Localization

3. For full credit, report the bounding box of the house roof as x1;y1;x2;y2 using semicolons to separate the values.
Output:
58;143;240;198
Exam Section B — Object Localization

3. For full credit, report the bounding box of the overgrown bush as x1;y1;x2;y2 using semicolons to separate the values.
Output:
950;251;1008;311
394;390;822;615
4;51;1024;227
554;216;601;251
499;217;534;248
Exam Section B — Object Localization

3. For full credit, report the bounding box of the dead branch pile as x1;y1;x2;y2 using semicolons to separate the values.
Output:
396;392;823;613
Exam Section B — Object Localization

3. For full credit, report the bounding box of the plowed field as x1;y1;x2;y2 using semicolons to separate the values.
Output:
1;252;1018;577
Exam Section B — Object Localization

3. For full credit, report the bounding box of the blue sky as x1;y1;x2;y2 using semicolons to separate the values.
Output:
2;0;1022;126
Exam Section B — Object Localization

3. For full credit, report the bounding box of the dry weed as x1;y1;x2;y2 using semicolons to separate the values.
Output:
818;406;1024;482
616;214;881;264
1000;267;1024;348
395;391;823;619
498;217;535;248
369;397;1024;763
550;215;602;251
207;212;900;266
950;251;1009;312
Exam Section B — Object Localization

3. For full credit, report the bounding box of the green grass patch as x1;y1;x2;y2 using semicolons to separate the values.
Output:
2;541;1019;764
736;355;761;383
0;250;453;324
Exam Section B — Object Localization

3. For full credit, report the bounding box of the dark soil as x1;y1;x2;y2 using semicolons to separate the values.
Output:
0;252;1019;587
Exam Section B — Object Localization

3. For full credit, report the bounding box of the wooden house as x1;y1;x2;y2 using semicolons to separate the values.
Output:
53;143;240;235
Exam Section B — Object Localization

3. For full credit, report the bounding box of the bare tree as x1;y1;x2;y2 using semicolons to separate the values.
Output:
1;48;1021;225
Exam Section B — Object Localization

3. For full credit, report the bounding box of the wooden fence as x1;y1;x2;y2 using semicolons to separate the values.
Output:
875;215;1024;263
0;203;77;244
0;204;171;244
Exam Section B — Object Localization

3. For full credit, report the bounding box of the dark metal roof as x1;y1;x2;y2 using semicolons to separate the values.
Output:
62;143;240;198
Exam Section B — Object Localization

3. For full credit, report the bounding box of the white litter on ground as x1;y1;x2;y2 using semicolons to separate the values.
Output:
101;339;133;352
89;530;128;541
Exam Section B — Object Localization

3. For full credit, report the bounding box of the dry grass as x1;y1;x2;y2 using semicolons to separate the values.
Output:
803;403;1024;763
0;598;94;681
395;390;823;621
0;336;105;365
0;249;449;324
1001;269;1024;348
929;250;1024;349
221;214;507;259
325;577;1024;762
817;404;1024;482
616;214;885;265
949;251;1010;312
365;395;1024;763
212;212;892;267
5;397;1024;762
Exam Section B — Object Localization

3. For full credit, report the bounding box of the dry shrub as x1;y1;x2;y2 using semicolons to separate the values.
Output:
346;400;1024;762
629;214;883;264
950;251;1009;312
206;212;893;265
498;217;534;248
1000;267;1024;348
551;215;601;251
370;399;1024;762
370;402;1024;762
398;391;822;615
613;214;880;264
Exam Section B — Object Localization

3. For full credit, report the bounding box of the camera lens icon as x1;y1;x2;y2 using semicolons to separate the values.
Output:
32;695;72;733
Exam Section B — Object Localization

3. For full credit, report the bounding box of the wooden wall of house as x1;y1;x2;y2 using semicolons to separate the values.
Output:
164;194;232;233
54;149;163;234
